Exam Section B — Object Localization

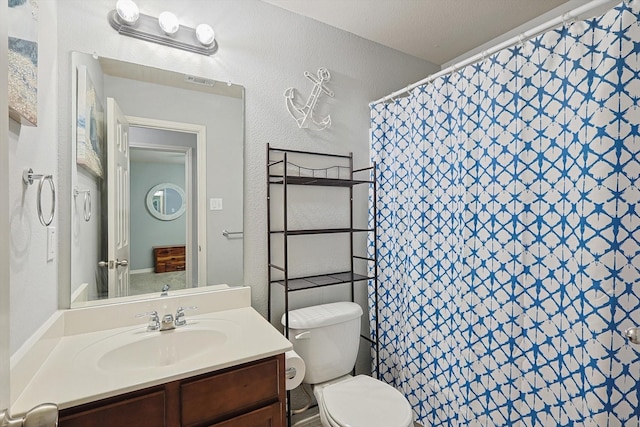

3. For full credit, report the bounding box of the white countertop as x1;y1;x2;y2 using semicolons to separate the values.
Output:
11;297;292;416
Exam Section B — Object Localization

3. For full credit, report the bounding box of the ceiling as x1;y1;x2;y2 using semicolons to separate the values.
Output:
262;0;574;65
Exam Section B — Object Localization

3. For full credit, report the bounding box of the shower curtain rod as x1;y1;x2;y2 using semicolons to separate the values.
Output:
370;0;619;105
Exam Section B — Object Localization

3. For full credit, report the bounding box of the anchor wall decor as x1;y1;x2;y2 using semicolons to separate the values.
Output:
284;67;334;131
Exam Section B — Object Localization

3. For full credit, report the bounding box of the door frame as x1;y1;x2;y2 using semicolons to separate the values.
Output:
1;0;10;412
126;116;208;288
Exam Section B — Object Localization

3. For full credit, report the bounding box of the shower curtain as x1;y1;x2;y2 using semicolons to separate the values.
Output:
369;2;640;426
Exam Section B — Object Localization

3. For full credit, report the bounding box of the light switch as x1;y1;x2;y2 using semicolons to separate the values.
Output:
209;198;223;211
47;226;56;261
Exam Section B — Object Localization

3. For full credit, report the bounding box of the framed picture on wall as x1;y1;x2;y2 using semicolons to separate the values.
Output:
76;65;105;178
8;0;38;126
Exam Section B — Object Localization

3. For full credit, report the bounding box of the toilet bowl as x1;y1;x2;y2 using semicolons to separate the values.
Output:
282;302;414;427
314;375;413;427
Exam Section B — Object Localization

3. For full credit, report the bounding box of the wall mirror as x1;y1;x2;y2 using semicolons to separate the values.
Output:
70;51;244;307
147;183;186;221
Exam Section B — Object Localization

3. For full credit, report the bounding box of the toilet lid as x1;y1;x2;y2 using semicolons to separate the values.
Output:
322;375;413;427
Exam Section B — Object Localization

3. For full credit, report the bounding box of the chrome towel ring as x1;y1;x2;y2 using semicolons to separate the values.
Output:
74;188;92;222
23;168;56;227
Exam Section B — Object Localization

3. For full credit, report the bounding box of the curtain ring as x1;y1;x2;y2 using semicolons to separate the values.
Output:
37;175;55;227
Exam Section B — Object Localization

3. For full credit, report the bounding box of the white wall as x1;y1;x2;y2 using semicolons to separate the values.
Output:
8;1;59;354
442;0;621;69
52;0;438;328
8;0;438;355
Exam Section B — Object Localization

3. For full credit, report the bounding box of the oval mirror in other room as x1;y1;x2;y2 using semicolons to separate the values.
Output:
146;183;186;220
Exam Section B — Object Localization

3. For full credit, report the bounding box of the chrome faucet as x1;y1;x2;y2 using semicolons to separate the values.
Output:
160;284;170;296
160;314;175;331
175;306;198;327
136;306;198;332
136;311;160;331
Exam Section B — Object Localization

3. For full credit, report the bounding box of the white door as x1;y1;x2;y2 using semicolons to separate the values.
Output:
107;98;131;298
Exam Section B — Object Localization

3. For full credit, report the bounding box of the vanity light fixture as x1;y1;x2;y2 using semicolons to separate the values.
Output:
115;0;139;25
195;24;216;47
108;1;218;56
158;11;179;35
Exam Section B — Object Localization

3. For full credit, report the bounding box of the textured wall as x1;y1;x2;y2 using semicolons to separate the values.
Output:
55;0;438;316
8;1;59;354
10;0;438;353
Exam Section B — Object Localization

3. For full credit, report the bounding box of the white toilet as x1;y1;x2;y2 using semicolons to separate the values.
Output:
282;302;413;427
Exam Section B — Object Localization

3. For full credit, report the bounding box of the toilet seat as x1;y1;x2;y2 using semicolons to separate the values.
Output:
315;375;413;427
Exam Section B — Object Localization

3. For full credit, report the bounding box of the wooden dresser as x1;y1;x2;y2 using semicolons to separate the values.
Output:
153;245;186;273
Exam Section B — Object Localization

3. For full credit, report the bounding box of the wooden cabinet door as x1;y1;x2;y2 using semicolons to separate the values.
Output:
208;402;283;427
181;357;282;426
57;355;285;427
59;390;165;427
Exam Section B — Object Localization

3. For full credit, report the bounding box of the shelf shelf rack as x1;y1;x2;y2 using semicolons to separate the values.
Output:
266;144;379;426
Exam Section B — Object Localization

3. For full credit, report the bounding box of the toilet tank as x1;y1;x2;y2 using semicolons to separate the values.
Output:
282;302;363;384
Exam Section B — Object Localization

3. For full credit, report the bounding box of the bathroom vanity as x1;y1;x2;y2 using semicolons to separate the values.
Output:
58;354;285;427
10;286;291;427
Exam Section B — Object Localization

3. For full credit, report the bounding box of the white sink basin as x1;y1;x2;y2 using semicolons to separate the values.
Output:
76;318;241;372
98;328;227;371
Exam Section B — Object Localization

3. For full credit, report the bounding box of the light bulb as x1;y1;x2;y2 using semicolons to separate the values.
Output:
115;0;139;25
158;11;179;35
195;24;215;46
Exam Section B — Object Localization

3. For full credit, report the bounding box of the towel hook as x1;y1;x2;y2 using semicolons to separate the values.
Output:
74;188;92;222
23;168;55;227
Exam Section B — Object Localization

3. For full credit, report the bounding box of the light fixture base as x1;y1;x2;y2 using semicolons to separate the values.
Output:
108;10;218;56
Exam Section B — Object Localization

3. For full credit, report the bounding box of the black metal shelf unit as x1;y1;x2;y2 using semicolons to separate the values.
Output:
266;144;380;391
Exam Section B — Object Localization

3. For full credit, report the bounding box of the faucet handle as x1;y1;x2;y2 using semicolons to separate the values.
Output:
175;306;198;327
136;310;160;331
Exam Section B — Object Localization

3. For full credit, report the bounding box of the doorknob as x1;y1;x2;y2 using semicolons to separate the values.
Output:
98;260;128;269
625;327;640;344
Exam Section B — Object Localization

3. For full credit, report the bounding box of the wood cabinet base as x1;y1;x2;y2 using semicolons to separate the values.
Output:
59;354;286;427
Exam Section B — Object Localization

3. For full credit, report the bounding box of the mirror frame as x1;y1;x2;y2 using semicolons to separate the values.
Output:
146;182;186;221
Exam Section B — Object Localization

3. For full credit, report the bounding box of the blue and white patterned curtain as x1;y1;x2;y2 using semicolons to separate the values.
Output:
369;2;640;426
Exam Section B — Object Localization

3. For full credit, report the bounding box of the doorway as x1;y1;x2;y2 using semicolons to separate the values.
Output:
105;116;207;297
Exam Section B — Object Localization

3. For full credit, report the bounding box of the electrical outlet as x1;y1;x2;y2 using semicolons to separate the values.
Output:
47;226;56;261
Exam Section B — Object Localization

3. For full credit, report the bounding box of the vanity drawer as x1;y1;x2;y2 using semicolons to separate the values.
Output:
181;357;283;426
155;247;184;257
164;261;186;272
57;355;285;427
208;402;282;427
59;388;165;427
